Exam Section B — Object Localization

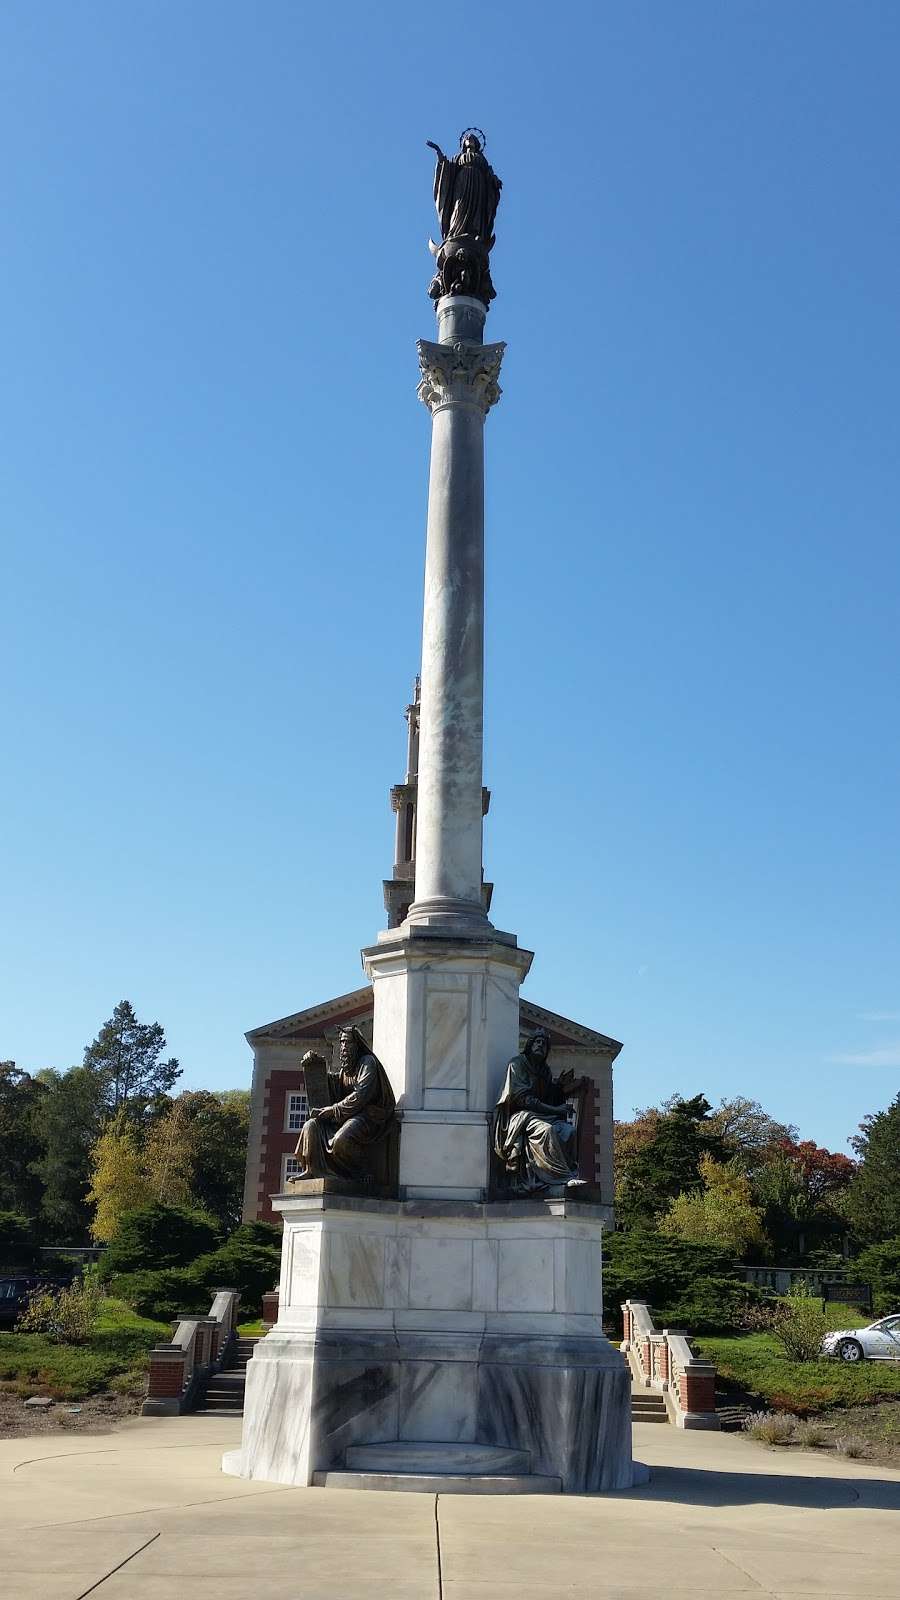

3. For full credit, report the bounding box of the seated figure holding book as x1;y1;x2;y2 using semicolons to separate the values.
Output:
291;1027;396;1189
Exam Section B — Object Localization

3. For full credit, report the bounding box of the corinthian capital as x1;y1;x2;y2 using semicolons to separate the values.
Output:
416;339;505;417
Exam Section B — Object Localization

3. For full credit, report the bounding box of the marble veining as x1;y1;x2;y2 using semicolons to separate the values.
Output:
399;1359;477;1442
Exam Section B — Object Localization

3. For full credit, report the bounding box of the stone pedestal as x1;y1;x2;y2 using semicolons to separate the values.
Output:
362;930;532;1199
223;1189;637;1494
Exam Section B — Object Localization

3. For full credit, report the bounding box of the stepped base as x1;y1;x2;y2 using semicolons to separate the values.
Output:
345;1441;530;1474
323;1439;557;1491
313;1470;561;1494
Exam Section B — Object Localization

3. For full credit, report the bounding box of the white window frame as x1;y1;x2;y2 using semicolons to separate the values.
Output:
282;1154;303;1187
285;1090;309;1133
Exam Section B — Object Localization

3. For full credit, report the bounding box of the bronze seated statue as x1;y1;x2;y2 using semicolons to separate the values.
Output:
492;1026;591;1197
290;1027;398;1195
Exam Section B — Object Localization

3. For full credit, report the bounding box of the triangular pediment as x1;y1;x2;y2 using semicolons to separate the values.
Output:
519;999;622;1056
246;986;373;1045
248;985;621;1058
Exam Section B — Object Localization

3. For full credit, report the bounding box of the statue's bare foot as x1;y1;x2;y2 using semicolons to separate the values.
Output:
565;1177;589;1189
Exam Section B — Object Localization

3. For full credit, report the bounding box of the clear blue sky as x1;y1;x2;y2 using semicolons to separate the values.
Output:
2;2;898;1154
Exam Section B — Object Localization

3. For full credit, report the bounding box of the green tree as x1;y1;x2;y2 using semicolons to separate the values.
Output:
660;1154;768;1257
855;1238;900;1315
30;1066;107;1242
83;1001;181;1120
0;1211;38;1269
617;1094;729;1228
97;1202;220;1280
142;1090;250;1232
847;1093;900;1246
0;1062;47;1218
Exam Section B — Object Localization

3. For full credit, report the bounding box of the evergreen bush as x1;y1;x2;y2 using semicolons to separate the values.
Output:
603;1228;749;1332
854;1238;900;1315
97;1203;220;1282
108;1268;208;1322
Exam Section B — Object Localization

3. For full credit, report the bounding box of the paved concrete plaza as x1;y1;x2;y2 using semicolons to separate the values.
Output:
1;1414;898;1599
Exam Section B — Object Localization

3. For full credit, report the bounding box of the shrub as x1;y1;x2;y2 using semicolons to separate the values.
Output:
97;1203;220;1282
854;1239;900;1316
771;1283;828;1362
108;1268;208;1322
834;1434;870;1459
227;1220;282;1251
794;1419;830;1448
604;1229;746;1333
189;1226;281;1316
735;1299;782;1333
17;1275;102;1344
742;1410;796;1445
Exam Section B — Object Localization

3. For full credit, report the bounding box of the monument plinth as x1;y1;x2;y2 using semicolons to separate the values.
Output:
225;131;641;1494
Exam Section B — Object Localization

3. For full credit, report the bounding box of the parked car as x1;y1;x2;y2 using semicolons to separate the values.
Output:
0;1275;71;1328
821;1314;900;1362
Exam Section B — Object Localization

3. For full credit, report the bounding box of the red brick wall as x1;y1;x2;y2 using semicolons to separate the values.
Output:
257;1068;305;1223
576;1080;596;1184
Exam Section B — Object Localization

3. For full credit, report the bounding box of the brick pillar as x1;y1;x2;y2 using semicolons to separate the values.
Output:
142;1347;187;1416
679;1368;717;1414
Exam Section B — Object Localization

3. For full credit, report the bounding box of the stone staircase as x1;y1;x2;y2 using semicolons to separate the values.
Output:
194;1335;259;1416
312;1441;562;1494
630;1385;668;1424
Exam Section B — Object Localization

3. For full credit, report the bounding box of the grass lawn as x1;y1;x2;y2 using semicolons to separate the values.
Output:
0;1297;169;1401
237;1319;265;1336
696;1304;900;1415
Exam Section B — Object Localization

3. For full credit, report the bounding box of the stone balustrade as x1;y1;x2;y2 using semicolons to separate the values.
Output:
621;1299;719;1430
142;1287;240;1416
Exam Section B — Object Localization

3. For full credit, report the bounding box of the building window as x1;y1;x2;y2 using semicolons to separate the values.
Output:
282;1155;303;1186
285;1091;308;1132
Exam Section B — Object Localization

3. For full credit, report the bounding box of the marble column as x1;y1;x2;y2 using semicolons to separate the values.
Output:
406;295;505;934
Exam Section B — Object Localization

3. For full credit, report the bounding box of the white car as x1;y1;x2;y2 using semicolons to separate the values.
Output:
821;1314;900;1362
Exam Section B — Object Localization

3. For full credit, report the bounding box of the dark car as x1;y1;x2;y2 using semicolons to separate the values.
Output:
0;1275;72;1328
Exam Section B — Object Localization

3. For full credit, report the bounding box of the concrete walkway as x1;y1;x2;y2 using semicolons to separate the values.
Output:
1;1416;899;1599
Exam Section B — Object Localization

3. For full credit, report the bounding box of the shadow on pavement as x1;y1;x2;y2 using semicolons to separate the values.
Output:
616;1464;900;1510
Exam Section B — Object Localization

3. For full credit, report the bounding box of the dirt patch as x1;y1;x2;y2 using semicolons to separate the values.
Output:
0;1390;140;1439
813;1400;900;1467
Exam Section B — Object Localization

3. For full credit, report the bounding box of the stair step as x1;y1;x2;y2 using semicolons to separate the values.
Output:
313;1471;561;1495
345;1442;530;1476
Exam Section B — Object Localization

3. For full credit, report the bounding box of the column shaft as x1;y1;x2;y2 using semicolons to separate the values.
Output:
407;298;504;933
414;402;486;916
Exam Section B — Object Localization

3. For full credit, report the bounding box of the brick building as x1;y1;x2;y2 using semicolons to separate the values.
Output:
241;685;622;1224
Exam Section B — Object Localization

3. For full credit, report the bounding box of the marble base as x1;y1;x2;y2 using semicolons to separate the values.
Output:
223;1192;637;1494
